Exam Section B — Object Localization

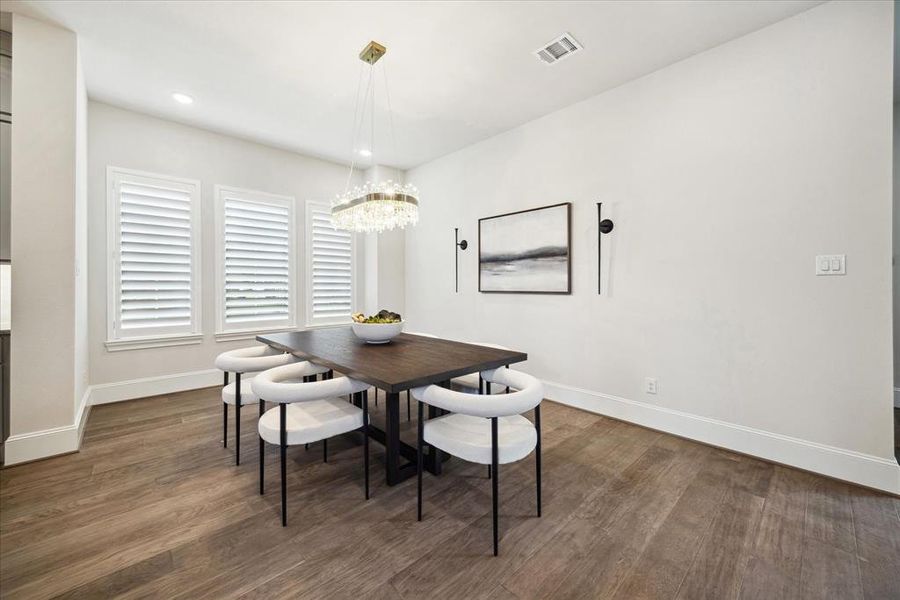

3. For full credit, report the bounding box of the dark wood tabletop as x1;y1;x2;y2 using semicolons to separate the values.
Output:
257;327;527;393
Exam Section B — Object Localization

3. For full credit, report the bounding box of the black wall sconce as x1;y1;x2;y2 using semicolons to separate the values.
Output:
597;203;614;294
455;227;468;293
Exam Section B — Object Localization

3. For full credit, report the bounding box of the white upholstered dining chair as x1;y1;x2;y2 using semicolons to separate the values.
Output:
412;367;544;555
251;361;371;526
214;345;319;465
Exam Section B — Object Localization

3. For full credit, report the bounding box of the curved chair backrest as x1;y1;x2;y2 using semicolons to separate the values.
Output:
252;361;369;404
412;368;543;418
215;345;298;374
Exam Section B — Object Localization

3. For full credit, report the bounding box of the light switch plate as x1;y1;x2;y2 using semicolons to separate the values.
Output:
815;254;845;276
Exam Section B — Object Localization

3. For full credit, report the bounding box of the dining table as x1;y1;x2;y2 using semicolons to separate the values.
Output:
257;327;527;485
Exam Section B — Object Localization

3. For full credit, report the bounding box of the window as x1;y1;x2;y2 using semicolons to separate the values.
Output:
215;186;296;339
306;201;355;326
106;167;201;350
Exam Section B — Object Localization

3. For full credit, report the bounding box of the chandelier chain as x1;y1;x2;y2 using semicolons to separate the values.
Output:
382;61;399;166
344;61;368;194
370;63;376;167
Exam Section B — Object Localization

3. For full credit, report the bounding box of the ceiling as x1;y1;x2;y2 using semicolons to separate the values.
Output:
9;0;823;169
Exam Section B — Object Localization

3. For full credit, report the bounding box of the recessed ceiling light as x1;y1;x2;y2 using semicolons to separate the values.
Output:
171;92;194;105
358;148;372;157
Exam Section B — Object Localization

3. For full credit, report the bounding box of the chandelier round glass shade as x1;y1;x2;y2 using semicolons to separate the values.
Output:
332;41;419;233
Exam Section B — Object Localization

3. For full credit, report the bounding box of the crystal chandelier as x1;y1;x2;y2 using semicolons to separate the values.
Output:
332;41;419;233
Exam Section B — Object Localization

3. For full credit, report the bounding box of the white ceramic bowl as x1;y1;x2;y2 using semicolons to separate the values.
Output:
351;321;404;344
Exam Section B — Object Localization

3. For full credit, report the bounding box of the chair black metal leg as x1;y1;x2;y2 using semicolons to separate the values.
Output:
535;404;542;517
223;402;228;448
491;416;499;556
223;372;229;447
479;375;484;395
417;398;424;521
280;403;287;526
323;438;328;463
258;400;266;494
363;390;370;500
487;465;491;479
407;390;411;421
375;388;378;407
235;373;242;466
305;443;309;451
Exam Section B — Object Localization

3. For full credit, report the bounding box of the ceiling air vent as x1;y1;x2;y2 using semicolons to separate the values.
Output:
534;32;582;65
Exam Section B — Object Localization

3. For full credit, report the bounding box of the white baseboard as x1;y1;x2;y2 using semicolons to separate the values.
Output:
89;368;222;405
4;424;80;466
544;380;900;496
3;370;218;466
8;370;898;493
4;387;92;466
75;385;91;446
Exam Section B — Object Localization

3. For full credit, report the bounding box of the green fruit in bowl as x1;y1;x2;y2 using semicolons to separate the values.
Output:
352;309;401;324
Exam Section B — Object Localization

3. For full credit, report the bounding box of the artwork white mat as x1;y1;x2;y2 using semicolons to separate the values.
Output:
478;203;570;293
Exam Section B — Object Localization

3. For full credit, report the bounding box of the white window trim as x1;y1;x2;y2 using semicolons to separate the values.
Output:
305;200;358;327
214;185;298;339
104;333;204;352
105;166;202;351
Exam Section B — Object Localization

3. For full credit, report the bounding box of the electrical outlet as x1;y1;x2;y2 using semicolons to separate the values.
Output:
645;377;658;395
815;254;845;276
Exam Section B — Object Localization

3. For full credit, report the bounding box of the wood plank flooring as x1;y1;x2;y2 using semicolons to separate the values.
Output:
1;387;898;599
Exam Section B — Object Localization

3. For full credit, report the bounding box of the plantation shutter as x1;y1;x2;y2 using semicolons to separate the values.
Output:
223;195;292;325
117;178;196;334
308;203;353;324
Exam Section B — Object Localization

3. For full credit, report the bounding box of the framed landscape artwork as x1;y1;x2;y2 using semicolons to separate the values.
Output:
478;202;571;294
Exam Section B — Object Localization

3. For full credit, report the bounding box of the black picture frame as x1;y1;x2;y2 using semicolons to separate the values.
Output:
478;202;572;294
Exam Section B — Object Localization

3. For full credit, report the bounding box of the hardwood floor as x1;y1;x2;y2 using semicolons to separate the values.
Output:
1;387;898;599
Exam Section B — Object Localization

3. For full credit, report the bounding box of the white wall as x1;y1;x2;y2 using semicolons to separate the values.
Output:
87;102;363;387
7;13;86;463
74;41;88;423
893;102;900;398
406;0;899;491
